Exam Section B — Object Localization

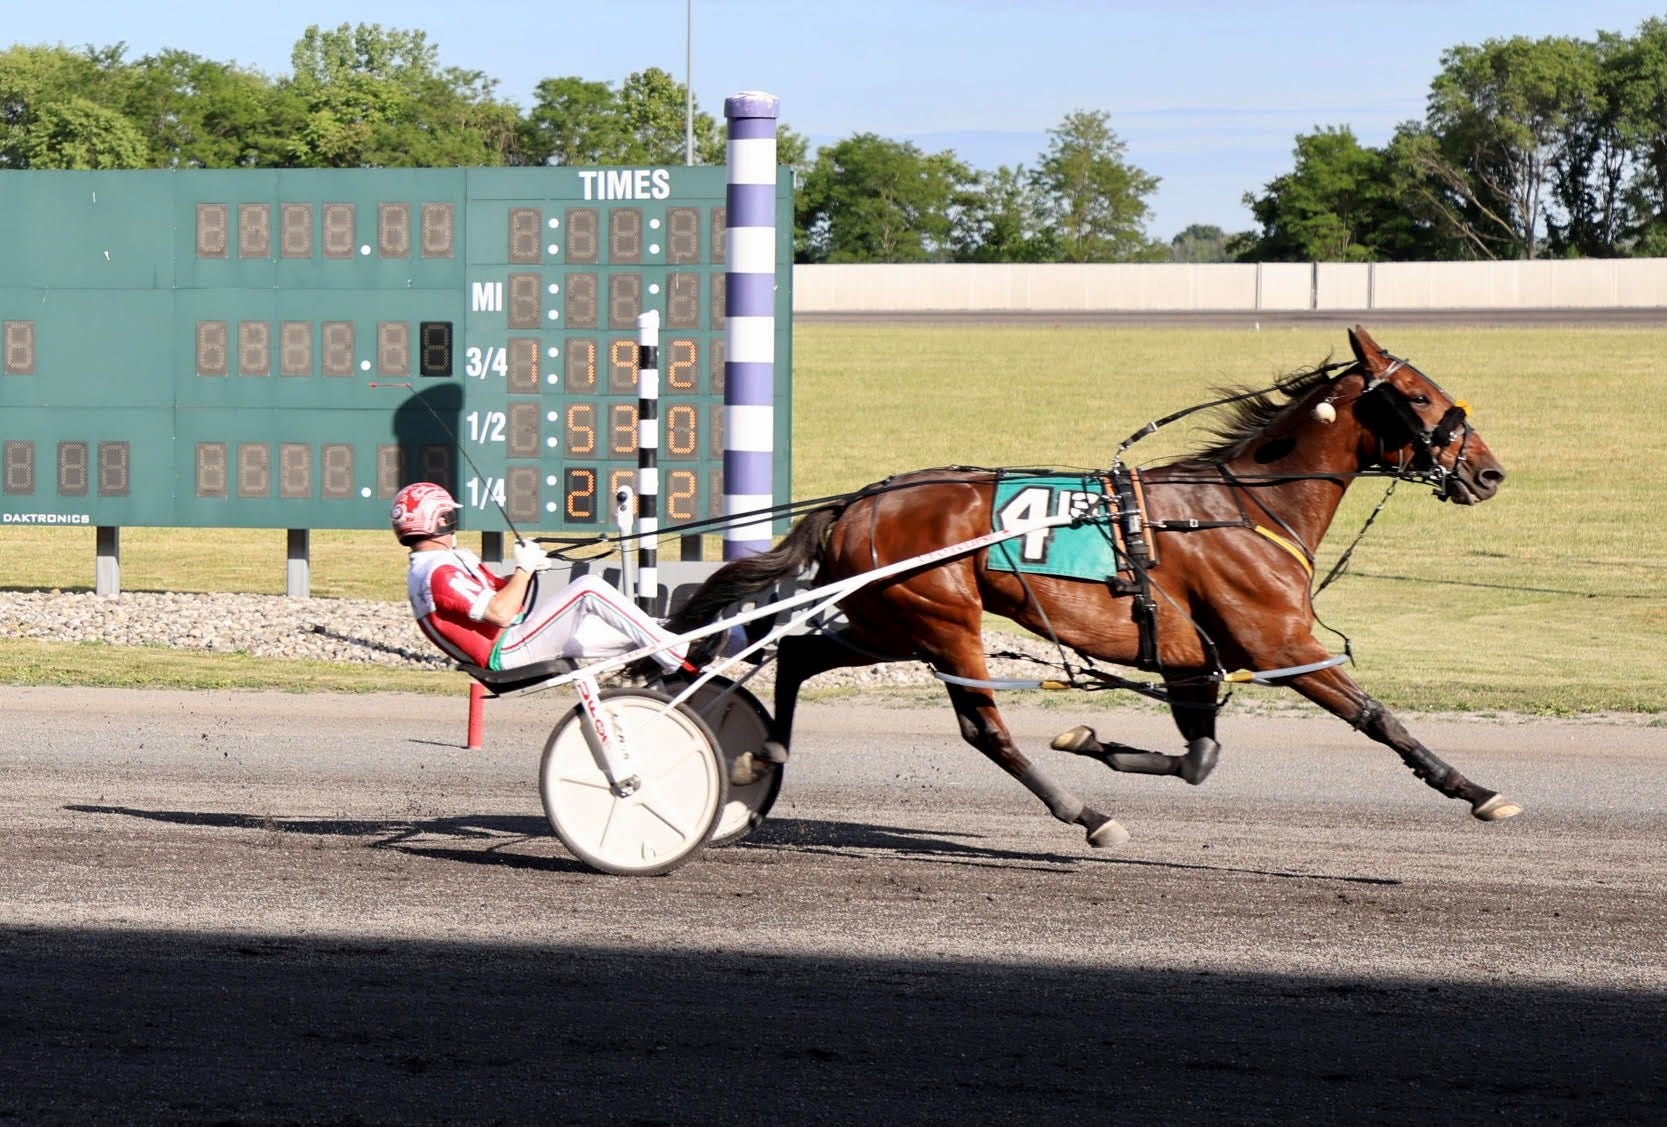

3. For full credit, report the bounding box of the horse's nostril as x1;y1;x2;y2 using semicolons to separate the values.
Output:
1480;467;1506;487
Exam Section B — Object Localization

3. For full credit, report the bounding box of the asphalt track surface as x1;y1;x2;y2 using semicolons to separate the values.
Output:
2;686;1663;1125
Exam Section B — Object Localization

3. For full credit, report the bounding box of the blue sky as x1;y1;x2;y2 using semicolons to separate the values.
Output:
10;1;1667;239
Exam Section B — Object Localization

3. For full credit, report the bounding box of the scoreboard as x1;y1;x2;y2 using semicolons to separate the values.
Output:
0;166;793;532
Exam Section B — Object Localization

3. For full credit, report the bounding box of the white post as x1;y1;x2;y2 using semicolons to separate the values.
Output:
636;309;661;612
614;486;636;603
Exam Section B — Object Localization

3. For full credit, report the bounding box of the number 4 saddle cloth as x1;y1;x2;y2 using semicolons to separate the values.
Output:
988;471;1153;584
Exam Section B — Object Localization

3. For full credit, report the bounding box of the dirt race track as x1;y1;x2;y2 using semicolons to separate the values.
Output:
1;686;1663;1125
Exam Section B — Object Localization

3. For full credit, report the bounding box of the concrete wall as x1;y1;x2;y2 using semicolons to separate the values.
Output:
793;259;1667;312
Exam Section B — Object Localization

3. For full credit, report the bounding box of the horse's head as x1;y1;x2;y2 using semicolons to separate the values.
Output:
1320;326;1506;505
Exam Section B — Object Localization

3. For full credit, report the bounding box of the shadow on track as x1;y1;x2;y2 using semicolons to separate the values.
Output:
2;926;1660;1125
67;805;1399;884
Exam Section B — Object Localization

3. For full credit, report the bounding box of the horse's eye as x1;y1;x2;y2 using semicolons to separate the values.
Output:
1411;394;1431;407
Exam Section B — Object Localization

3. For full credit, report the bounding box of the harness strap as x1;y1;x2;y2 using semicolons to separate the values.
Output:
1107;465;1156;573
1253;525;1314;578
1103;466;1162;671
935;653;1348;693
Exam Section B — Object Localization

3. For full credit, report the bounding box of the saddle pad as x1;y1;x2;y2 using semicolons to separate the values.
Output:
988;476;1120;581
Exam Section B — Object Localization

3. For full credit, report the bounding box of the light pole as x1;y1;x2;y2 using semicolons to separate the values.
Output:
685;0;695;163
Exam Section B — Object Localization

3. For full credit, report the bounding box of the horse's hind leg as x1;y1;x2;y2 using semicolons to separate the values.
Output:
722;632;867;786
946;683;1130;848
758;632;877;762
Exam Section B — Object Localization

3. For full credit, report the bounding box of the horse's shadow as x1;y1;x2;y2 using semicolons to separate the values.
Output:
64;804;1398;884
746;817;1107;870
749;818;1398;883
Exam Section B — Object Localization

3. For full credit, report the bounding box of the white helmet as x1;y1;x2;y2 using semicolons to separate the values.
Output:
390;482;459;545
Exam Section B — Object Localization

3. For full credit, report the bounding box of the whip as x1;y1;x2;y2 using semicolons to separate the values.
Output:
369;381;527;543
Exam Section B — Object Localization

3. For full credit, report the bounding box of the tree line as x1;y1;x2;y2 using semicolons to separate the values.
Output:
6;19;1667;263
1239;18;1667;262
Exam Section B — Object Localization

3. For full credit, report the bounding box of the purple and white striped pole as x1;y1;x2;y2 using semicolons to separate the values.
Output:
722;91;780;560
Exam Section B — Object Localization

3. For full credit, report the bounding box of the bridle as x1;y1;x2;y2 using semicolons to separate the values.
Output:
1346;355;1474;501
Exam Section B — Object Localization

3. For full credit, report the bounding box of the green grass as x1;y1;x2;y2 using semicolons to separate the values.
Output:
0;638;464;694
4;322;1665;713
0;526;411;602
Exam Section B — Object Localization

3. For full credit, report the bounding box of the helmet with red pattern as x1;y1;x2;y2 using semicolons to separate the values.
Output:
390;482;460;545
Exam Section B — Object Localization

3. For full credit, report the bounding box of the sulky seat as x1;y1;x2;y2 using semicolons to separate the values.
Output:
454;657;579;697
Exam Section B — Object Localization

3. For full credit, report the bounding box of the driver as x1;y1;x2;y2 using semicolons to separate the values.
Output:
392;482;690;675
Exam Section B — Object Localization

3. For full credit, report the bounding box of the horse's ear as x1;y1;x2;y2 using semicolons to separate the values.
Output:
1348;325;1385;370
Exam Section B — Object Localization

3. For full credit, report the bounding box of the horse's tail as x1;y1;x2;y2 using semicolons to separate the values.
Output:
668;504;843;663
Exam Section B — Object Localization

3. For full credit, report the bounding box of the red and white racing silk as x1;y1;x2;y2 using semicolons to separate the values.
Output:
406;549;687;672
406;546;507;667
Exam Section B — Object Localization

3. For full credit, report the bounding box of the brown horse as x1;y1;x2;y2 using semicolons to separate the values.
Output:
671;326;1519;847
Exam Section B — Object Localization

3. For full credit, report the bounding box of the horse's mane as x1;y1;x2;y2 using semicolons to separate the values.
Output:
1170;358;1347;465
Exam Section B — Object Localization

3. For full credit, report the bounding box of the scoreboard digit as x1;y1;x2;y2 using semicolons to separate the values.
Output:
0;166;793;532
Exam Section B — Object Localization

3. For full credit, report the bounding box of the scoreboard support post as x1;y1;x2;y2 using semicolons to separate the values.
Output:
286;529;310;598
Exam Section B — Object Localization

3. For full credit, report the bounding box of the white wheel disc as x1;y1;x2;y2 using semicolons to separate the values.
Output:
539;687;726;876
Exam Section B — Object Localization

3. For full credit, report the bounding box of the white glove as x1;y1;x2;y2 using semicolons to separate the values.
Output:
512;539;550;573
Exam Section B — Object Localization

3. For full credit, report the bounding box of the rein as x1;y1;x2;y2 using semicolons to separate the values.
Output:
532;487;872;559
1113;362;1353;458
1116;354;1475;499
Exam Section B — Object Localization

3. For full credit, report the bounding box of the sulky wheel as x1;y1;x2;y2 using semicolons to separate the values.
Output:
675;675;783;847
539;686;727;876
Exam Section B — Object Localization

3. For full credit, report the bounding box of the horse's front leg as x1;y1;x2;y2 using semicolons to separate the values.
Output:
944;682;1130;847
1050;678;1222;784
1163;678;1223;782
1289;664;1522;821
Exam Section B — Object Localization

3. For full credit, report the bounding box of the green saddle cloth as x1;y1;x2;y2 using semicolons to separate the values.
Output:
988;475;1120;581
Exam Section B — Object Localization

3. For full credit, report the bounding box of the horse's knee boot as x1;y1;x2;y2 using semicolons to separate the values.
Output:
1180;737;1220;785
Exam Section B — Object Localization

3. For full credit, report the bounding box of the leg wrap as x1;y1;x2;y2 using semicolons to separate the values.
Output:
1355;695;1456;790
1017;764;1084;825
1181;737;1220;785
1349;698;1380;732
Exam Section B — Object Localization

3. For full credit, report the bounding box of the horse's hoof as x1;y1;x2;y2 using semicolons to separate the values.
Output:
1051;725;1100;754
729;752;767;787
759;740;789;765
1472;794;1523;821
1085;819;1131;848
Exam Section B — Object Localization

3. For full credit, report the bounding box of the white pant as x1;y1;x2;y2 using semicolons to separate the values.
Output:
492;574;686;672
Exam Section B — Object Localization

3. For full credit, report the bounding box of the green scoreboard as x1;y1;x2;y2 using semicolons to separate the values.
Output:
0;166;793;532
